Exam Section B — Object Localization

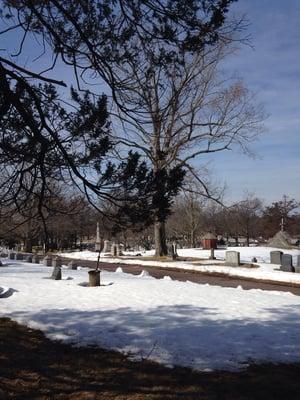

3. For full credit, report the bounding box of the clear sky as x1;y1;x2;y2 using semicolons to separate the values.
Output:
1;0;299;204
206;0;300;203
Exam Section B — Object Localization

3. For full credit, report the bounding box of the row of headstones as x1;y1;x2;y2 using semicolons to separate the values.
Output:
270;251;300;273
99;240;123;256
7;252;40;263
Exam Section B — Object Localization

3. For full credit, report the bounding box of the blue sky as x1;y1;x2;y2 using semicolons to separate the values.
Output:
207;0;300;203
1;0;299;204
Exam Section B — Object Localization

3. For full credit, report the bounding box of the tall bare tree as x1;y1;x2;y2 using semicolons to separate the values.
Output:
112;42;265;255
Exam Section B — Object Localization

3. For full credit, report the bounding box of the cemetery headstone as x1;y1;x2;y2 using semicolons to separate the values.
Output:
111;243;117;257
68;261;78;270
171;242;178;260
252;257;257;263
9;252;15;260
270;251;283;265
32;255;40;264
43;255;52;267
51;266;62;280
225;251;240;266
280;254;294;273
116;244;123;256
103;240;111;254
15;253;24;260
26;255;33;263
295;255;300;273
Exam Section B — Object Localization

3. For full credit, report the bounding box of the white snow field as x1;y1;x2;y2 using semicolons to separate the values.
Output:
59;246;300;285
1;260;300;371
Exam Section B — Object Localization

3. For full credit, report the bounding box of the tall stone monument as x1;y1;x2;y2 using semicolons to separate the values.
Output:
95;222;101;252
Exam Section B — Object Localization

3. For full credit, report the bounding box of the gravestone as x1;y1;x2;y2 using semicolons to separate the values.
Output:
51;266;62;280
252;257;257;263
0;260;2;266
294;255;300;273
68;261;78;270
26;255;33;263
9;252;15;260
115;244;123;256
171;242;178;260
32;255;40;264
111;243;117;257
225;251;240;266
15;253;24;261
52;256;62;268
280;254;294;272
43;255;52;267
103;240;111;253
270;251;283;264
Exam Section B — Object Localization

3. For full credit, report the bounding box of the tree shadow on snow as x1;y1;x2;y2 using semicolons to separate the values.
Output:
6;303;300;371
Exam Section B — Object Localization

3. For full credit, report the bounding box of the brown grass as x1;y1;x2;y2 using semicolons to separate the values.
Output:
0;318;299;399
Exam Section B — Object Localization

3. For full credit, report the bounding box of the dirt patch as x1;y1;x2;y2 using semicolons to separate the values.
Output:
0;318;300;399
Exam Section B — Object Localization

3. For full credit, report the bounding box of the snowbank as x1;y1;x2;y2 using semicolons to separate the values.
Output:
59;246;300;285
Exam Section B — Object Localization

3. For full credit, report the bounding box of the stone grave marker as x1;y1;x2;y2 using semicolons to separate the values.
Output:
26;255;33;263
32;255;40;264
111;243;117;257
51;266;62;280
280;254;294;272
294;255;300;273
68;261;78;270
270;251;283;264
43;255;52;267
103;240;111;254
225;251;240;266
116;244;123;256
15;253;24;261
9;252;15;260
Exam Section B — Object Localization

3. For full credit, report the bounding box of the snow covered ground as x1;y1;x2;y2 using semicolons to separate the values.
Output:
59;246;300;285
1;260;300;371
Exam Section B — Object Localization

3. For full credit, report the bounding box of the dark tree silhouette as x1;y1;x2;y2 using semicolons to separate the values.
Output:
0;0;239;241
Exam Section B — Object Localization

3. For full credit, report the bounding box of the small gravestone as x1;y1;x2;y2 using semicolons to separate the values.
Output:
26;255;33;263
280;254;294;272
43;255;52;267
111;243;117;257
225;251;240;266
52;256;62;268
116;244;123;256
0;260;3;266
252;257;257;263
270;251;283;264
171;242;178;260
51;266;62;280
68;261;78;270
9;252;15;260
32;255;40;264
294;255;300;273
103;240;111;254
15;253;24;260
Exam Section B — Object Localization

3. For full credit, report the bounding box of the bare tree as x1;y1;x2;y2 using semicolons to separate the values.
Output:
112;42;265;255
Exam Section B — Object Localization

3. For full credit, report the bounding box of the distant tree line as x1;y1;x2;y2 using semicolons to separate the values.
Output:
0;190;299;251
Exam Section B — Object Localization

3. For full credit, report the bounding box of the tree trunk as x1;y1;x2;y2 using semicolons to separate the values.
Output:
154;220;168;257
24;236;33;253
